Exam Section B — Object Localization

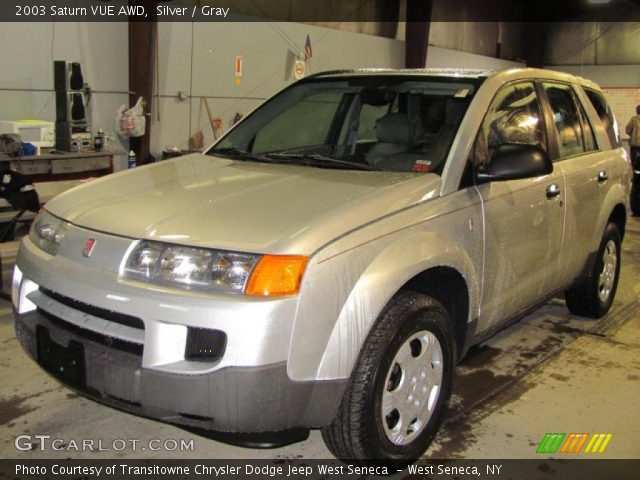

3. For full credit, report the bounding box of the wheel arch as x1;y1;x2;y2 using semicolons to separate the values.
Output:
608;203;626;240
582;186;628;262
403;266;471;362
567;201;626;305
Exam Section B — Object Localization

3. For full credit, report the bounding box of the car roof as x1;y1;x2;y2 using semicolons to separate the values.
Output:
308;67;602;91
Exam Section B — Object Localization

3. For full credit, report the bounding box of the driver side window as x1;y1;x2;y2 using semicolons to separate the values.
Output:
474;82;547;170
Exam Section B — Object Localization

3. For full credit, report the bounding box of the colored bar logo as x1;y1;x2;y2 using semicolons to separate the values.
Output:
537;433;612;454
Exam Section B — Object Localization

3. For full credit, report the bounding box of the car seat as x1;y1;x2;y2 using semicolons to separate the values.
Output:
365;113;412;169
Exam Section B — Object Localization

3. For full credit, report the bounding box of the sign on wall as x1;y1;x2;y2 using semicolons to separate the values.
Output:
294;60;305;80
235;56;242;85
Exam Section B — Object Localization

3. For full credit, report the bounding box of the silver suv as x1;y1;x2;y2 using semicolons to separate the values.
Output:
14;68;630;463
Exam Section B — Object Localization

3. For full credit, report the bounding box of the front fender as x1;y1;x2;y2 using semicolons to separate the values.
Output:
287;230;479;382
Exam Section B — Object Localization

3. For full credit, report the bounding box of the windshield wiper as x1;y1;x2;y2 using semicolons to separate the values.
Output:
210;148;376;171
208;147;278;164
264;153;377;171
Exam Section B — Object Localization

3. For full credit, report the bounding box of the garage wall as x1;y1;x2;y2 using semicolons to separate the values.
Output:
151;22;405;158
545;65;640;88
1;20;525;163
0;20;403;163
543;22;640;143
427;21;524;62
425;45;523;70
152;22;524;159
394;20;525;67
0;22;129;154
545;22;640;66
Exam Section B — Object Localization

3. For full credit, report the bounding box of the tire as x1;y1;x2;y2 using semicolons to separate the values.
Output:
321;291;455;465
565;222;621;318
631;155;640;216
632;197;640;217
631;183;640;217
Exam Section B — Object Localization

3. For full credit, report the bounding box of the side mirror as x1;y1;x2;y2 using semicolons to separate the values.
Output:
476;144;553;183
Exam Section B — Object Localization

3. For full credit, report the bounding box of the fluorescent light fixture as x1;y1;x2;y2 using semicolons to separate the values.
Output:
587;0;611;4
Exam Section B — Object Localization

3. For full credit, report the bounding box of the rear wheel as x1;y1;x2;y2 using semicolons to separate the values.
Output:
321;291;455;465
631;195;640;217
631;154;640;216
631;181;640;216
565;222;621;318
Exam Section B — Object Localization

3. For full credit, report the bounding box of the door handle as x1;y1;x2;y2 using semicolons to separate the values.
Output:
546;183;561;199
598;170;608;183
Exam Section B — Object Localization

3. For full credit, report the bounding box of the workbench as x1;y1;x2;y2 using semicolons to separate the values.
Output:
0;150;118;181
0;150;124;294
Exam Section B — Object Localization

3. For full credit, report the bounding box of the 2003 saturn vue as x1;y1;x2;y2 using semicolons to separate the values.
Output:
14;68;630;463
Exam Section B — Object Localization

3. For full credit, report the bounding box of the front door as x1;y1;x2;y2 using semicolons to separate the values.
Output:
474;81;565;328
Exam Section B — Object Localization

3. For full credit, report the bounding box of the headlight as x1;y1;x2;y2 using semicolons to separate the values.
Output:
28;211;69;256
123;240;308;296
124;240;260;293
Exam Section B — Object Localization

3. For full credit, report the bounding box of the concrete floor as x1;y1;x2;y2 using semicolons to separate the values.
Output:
1;219;639;461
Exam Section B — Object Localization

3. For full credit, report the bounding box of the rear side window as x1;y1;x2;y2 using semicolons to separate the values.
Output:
543;83;585;158
585;89;621;148
575;95;598;152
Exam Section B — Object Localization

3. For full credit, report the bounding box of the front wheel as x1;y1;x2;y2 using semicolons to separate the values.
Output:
321;291;455;465
565;222;621;318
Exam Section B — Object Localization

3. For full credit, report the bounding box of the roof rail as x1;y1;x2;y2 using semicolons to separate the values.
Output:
305;69;356;79
303;68;493;80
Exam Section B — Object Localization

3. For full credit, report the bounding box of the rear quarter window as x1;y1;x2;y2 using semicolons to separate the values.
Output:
584;88;621;148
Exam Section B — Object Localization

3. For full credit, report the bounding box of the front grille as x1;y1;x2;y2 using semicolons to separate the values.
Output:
40;287;145;330
37;308;143;356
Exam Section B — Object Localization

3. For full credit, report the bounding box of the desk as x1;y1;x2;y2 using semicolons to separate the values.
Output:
0;150;120;181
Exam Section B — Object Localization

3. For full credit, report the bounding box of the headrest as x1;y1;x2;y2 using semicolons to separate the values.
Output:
375;113;410;143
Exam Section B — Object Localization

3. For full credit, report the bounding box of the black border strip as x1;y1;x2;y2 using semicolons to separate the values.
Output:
2;0;640;23
2;459;639;480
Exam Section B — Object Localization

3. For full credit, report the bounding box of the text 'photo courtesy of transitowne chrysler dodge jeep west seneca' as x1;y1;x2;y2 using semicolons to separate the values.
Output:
13;68;631;464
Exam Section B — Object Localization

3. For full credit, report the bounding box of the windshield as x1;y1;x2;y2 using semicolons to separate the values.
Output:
208;76;477;175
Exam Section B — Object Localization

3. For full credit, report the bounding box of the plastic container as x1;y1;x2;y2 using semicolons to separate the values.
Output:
94;129;104;152
127;150;137;169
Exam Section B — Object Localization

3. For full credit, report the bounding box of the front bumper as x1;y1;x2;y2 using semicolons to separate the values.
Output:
13;228;346;432
14;307;345;432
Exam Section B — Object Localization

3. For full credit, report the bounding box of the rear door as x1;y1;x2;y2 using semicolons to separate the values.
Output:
539;82;609;289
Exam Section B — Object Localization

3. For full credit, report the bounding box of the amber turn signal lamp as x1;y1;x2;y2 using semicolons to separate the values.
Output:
245;255;308;296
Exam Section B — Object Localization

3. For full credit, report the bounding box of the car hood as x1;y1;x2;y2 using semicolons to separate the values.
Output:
45;154;441;254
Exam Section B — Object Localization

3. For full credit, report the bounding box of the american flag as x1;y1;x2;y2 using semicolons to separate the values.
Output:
304;34;313;62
